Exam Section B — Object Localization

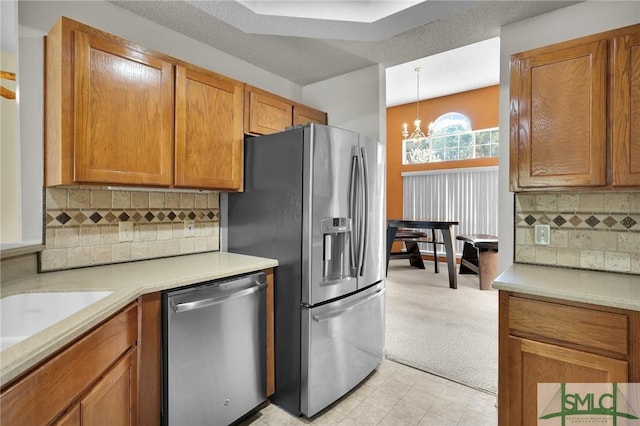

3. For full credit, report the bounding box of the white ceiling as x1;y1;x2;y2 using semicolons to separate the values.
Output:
110;0;580;106
238;1;424;24
386;36;500;106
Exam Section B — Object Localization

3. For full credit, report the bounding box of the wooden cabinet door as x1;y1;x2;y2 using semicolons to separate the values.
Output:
0;304;137;426
293;104;327;126
73;31;174;186
81;349;137;426
612;26;640;186
174;65;243;190
506;337;628;426
246;89;293;135
510;40;607;189
53;406;80;426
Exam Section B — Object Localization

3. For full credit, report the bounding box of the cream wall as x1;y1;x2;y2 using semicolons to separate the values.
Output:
303;64;387;144
498;1;640;273
1;0;21;244
0;51;20;243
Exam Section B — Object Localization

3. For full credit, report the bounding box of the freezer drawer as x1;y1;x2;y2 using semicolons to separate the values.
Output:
163;272;267;426
301;282;385;417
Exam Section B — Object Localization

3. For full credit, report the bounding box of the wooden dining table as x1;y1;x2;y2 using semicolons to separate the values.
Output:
386;218;459;289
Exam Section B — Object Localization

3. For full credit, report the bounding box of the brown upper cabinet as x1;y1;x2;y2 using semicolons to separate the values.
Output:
293;103;329;127
174;65;243;189
509;24;640;191
612;28;640;186
45;17;243;191
244;85;327;135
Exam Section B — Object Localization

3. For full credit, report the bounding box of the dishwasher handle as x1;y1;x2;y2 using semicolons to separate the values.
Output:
173;281;267;313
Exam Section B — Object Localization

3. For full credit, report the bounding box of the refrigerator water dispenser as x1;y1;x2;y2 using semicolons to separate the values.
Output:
321;218;351;281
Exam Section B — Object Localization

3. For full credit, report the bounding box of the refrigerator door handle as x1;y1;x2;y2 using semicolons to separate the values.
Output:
358;146;369;276
348;151;359;275
312;288;385;322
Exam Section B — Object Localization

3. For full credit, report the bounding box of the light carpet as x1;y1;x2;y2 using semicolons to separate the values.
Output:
384;259;498;395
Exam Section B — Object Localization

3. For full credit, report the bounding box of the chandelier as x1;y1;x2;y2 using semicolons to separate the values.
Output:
402;67;437;163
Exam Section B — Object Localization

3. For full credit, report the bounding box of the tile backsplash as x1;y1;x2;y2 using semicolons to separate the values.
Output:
515;192;640;274
41;187;220;272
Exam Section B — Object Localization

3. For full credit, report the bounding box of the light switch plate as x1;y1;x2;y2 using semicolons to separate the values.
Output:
534;224;550;245
184;220;196;237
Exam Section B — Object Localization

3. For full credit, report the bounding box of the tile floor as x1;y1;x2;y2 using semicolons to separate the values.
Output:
241;358;498;425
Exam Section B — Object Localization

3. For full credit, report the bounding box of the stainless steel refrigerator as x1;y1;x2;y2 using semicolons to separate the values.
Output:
228;123;385;418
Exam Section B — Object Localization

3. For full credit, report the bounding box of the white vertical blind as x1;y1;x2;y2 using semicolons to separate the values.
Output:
402;166;499;255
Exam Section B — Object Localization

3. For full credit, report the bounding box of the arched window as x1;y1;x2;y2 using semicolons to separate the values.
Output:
402;111;498;164
431;112;472;135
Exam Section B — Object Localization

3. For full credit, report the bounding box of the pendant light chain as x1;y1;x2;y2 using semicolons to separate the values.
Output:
415;66;420;125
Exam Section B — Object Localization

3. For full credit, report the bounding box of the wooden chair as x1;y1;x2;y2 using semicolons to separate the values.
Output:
389;228;444;272
456;234;499;290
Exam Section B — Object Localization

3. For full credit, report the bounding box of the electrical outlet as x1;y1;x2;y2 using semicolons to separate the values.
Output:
534;224;551;245
184;220;196;237
119;221;133;242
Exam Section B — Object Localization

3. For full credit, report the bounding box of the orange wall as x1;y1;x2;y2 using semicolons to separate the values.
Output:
386;85;499;221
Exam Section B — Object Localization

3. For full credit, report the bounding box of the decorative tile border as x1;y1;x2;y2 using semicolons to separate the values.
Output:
46;209;219;228
514;192;640;274
40;187;221;272
516;212;640;232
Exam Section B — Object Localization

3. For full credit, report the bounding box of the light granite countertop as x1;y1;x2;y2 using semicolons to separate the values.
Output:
492;263;640;311
0;242;45;259
0;251;278;386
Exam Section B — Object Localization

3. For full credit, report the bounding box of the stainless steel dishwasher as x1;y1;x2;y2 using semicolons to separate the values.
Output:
162;272;267;426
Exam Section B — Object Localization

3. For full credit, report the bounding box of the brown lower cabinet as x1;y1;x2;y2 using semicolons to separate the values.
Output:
0;268;275;424
54;349;137;426
0;303;138;425
498;291;640;425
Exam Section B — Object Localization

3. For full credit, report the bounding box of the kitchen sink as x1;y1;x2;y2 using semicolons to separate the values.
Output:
0;291;112;351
